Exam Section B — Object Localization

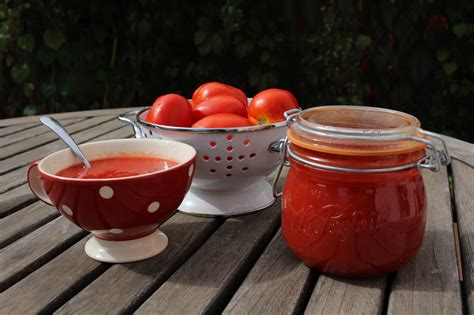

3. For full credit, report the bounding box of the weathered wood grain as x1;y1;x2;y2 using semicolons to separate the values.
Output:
0;125;133;195
0;115;115;160
0;238;107;315
388;168;462;314
305;276;386;315
0;216;86;291
0;201;58;249
0;122;40;137
0;117;126;173
136;203;281;314
224;230;313;315
0;184;35;217
439;134;474;168
0;107;140;127
56;213;219;314
452;160;474;313
0;117;85;148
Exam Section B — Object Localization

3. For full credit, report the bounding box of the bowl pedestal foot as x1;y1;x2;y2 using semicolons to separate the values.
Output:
179;180;276;216
85;229;168;263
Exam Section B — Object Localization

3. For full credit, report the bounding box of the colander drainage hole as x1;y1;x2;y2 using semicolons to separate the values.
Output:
149;130;153;135
210;169;216;173
243;139;250;146
226;173;232;177
227;166;232;170
227;146;233;152
227;135;233;141
238;155;245;160
242;167;248;171
215;156;221;161
210;141;217;147
249;153;256;158
203;155;209;161
227;156;233;161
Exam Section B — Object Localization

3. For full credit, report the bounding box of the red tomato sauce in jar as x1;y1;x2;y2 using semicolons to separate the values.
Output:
57;156;178;179
280;106;443;277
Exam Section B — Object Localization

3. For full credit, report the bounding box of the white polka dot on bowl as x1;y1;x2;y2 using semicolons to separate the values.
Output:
62;205;73;216
188;165;194;177
109;228;123;234
148;201;160;213
99;186;114;199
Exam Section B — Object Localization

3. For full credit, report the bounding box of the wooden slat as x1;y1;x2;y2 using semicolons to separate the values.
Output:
305;276;386;314
0;107;140;127
136;203;281;314
452;160;474;313
0;166;28;194
0;238;107;314
0;216;86;291
224;230;313;314
439;134;474;167
0;201;58;249
388;168;462;314
0;117;85;148
56;213;219;314
0;117;126;174
0;122;41;137
0;115;115;160
0;184;34;217
0;125;133;195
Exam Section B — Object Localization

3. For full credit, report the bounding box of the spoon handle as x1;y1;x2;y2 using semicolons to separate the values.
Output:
40;116;92;168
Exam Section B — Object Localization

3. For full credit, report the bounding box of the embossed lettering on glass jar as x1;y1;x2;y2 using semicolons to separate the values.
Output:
273;106;450;277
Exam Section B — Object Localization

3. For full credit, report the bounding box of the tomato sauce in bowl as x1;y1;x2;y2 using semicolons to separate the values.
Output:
57;156;178;179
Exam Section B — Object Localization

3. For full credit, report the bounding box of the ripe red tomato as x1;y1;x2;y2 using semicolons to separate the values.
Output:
192;82;247;106
146;94;193;127
248;89;299;125
192;113;252;128
192;95;248;121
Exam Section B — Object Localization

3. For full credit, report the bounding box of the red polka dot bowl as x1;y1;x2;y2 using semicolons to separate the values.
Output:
27;138;196;263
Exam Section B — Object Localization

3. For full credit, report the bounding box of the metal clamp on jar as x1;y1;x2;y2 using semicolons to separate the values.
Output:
272;106;450;277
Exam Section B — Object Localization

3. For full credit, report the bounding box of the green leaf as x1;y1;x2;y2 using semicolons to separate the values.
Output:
436;50;449;62
10;64;30;83
17;34;35;52
452;23;467;38
22;105;37;116
43;29;65;51
24;82;34;97
356;34;372;49
194;30;208;45
443;62;457;76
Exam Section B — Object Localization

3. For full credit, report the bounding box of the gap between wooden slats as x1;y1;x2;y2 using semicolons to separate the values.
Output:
451;160;474;314
135;202;281;314
386;167;462;314
0;213;220;314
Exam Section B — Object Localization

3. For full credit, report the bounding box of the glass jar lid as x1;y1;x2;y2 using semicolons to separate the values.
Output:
288;106;427;156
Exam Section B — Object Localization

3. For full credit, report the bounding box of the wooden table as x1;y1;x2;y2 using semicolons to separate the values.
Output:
0;108;473;314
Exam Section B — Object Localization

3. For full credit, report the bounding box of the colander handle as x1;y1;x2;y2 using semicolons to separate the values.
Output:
118;110;145;139
270;138;290;198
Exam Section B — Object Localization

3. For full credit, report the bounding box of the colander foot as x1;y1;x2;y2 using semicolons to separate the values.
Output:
178;180;275;216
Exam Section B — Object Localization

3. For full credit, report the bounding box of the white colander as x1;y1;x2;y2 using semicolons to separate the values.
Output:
119;107;287;216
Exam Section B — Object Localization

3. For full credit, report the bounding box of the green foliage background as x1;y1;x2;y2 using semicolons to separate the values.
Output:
1;0;473;141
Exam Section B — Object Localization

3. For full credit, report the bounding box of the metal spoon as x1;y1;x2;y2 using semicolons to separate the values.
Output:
40;116;92;168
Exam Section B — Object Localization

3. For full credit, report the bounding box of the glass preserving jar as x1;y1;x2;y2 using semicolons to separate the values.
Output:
273;106;450;277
